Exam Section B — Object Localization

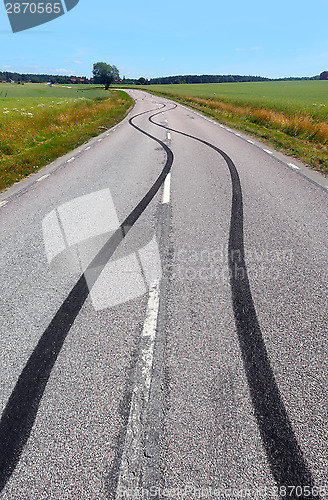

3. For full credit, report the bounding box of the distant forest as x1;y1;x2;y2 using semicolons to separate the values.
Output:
0;71;320;85
0;72;91;84
131;74;320;85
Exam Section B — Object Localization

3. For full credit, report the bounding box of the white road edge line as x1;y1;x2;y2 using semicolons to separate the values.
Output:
0;200;8;208
247;140;254;144
288;163;300;170
162;172;171;204
36;174;49;182
115;280;160;497
97;139;102;142
85;146;91;151
264;149;273;155
235;133;241;137
66;157;75;163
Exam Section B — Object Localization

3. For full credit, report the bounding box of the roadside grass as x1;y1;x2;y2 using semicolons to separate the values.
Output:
127;81;328;176
0;82;107;100
0;85;133;191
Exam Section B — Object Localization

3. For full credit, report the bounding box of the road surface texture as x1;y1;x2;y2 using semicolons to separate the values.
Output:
0;90;327;499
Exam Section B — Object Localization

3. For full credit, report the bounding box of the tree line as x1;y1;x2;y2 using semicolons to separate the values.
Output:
0;66;321;87
0;72;92;84
123;74;320;85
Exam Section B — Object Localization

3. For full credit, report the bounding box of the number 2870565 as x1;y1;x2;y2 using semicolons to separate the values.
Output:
5;3;62;14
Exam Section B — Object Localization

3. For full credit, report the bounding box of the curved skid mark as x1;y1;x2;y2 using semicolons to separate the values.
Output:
149;108;316;496
0;104;175;492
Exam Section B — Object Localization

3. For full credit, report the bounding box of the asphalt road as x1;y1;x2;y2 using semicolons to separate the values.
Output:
0;90;327;499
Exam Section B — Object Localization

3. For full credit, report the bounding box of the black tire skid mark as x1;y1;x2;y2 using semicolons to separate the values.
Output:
149;107;316;498
0;103;176;493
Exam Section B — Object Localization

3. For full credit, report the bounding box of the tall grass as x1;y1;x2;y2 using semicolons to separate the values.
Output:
134;82;328;176
0;90;133;190
181;96;328;144
142;81;328;120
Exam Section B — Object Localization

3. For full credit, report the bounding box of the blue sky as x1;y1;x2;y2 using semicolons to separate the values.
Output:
0;0;327;79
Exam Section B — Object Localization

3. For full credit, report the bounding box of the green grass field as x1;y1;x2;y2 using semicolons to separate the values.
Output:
134;81;328;175
0;83;133;190
144;81;328;118
0;82;108;100
2;81;328;190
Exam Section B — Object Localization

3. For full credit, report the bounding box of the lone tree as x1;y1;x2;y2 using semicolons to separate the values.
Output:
92;62;120;89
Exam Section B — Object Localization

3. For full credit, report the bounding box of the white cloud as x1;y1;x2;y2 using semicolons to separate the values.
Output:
55;68;73;74
22;64;43;70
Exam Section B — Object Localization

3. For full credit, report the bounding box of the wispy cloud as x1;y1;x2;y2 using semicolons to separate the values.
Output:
55;68;74;74
21;64;44;71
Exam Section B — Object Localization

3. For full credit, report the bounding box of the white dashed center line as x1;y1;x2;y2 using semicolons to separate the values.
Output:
288;163;300;170
0;200;8;208
66;157;75;163
115;280;160;496
162;173;171;204
36;174;49;182
85;146;91;151
264;149;273;155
